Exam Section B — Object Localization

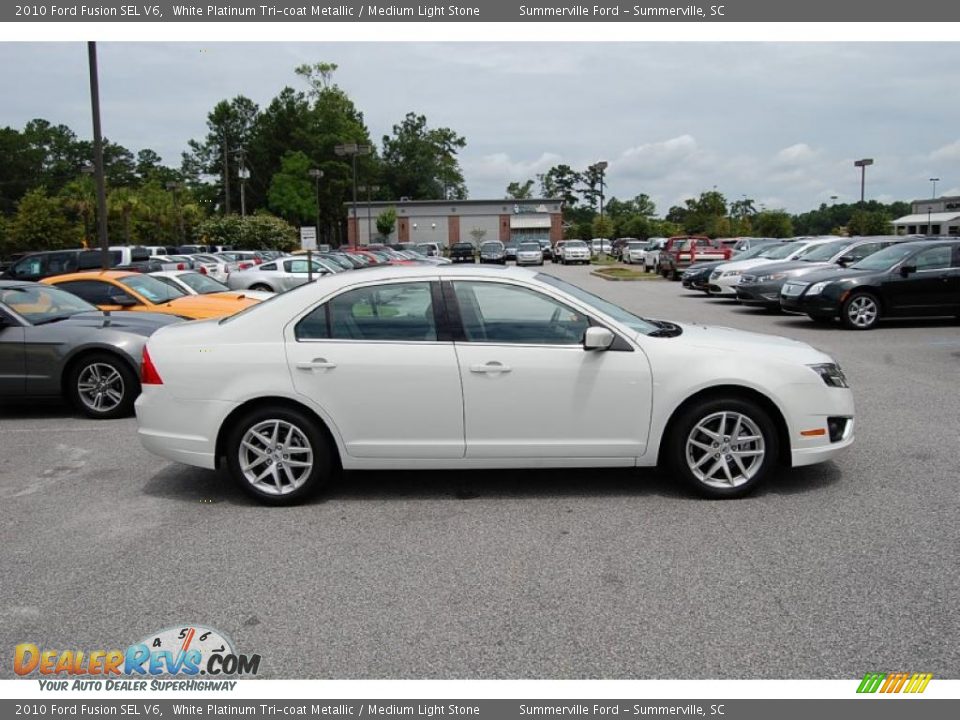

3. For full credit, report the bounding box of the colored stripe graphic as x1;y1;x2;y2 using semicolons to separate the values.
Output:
857;672;932;693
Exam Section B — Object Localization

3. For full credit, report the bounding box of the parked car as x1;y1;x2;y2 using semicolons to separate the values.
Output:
0;280;179;418
149;271;275;302
479;241;506;264
227;257;340;293
612;237;641;260
590;238;612;257
736;237;903;309
659;237;733;280
515;241;544;266
217;251;264;270
504;242;519;261
43;270;260;320
109;246;153;267
136;265;855;505
188;254;232;283
449;242;477;263
141;245;181;257
558;240;591;265
642;238;669;272
2;249;120;282
415;242;441;258
537;239;554;261
707;238;837;297
621;240;649;265
780;239;960;329
682;242;784;292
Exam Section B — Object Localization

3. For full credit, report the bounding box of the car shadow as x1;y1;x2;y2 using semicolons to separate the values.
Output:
142;461;841;506
0;399;80;420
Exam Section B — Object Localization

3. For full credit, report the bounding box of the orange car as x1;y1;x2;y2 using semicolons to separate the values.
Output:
41;270;259;320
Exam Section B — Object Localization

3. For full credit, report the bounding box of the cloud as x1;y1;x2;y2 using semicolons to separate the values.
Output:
930;140;960;162
463;152;563;183
774;143;818;165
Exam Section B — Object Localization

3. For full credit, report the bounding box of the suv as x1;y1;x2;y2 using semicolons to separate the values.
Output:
558;240;591;265
659;236;732;280
2;249;121;282
449;242;477;263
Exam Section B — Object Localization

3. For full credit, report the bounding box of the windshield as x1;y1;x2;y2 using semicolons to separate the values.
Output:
626;241;644;249
519;243;541;251
481;242;502;251
799;240;852;262
176;272;229;294
566;241;587;249
1;284;97;324
119;274;187;303
537;274;658;336
849;243;916;271
759;242;804;260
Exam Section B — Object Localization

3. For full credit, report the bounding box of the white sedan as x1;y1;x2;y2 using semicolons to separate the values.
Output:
136;266;854;504
149;271;275;302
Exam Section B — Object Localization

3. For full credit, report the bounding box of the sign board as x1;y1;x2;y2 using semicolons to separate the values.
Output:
300;226;317;250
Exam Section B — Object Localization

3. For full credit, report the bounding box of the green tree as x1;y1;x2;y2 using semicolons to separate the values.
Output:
9;187;78;253
267;151;317;225
506;179;535;199
376;207;397;239
847;209;892;236
592;215;614;240
753;210;794;238
381;112;467;200
538;164;581;208
108;186;141;245
197;213;297;251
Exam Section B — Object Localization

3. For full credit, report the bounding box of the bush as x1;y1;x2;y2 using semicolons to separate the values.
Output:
196;213;299;251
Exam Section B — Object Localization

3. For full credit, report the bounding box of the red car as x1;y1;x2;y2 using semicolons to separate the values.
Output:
658;236;732;280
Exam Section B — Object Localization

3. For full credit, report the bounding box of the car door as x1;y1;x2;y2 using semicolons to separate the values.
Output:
53;279;139;312
286;279;465;459
280;259;331;291
0;308;26;397
884;245;955;314
447;279;651;460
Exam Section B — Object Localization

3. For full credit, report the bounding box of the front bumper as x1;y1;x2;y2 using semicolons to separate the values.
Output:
782;383;856;467
780;292;841;316
736;281;785;306
707;276;740;296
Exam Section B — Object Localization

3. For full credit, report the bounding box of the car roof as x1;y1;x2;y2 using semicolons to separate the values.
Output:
44;270;140;282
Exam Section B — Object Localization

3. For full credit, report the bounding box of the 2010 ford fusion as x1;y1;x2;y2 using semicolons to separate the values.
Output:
135;266;854;504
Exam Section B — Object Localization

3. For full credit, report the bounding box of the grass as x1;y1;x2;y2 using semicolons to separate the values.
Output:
591;266;663;281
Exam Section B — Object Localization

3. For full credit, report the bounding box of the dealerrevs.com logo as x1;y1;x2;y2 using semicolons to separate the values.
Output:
15;625;261;691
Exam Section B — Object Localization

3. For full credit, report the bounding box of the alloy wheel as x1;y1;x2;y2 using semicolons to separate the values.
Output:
76;363;125;413
846;295;878;329
685;411;765;489
238;419;314;495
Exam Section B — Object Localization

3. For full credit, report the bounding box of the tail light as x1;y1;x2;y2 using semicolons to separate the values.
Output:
238;262;252;270
198;266;207;275
176;263;186;270
253;258;263;265
140;346;163;385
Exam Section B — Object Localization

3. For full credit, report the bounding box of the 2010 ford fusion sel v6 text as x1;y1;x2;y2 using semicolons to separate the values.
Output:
135;266;854;504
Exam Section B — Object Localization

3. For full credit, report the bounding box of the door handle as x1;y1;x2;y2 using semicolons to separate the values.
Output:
296;358;337;370
470;361;512;374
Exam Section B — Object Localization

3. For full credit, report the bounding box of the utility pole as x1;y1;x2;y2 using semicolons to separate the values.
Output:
87;42;110;269
222;133;232;215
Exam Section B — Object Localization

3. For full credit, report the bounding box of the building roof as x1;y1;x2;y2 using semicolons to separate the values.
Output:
343;198;562;208
892;212;960;224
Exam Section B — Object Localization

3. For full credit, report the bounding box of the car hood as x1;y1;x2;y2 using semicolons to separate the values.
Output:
152;294;260;319
651;322;832;364
782;266;875;285
743;260;836;277
62;311;181;335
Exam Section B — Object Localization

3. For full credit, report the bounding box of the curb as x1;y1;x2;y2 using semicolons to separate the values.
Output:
589;270;663;282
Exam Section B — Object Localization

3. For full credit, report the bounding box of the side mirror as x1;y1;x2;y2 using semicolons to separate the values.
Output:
109;294;137;307
899;264;916;277
583;326;615;351
836;255;854;267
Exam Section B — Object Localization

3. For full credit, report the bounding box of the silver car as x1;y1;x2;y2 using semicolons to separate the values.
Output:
515;241;544;266
227;257;341;293
0;280;179;418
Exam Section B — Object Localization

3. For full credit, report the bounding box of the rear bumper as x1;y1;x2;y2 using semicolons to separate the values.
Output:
135;386;236;470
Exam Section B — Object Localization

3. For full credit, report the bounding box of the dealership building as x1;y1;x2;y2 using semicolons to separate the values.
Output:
344;198;564;247
891;196;960;236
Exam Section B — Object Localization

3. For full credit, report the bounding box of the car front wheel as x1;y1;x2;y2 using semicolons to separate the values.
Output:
67;352;139;419
667;396;779;499
225;406;333;505
249;283;273;292
841;292;880;330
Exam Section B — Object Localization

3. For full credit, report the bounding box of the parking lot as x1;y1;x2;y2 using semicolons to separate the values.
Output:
1;261;958;679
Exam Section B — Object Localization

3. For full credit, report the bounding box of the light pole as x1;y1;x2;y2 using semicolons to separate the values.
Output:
928;177;940;235
165;181;186;245
930;177;939;199
334;143;371;246
238;164;250;218
360;184;380;245
589;160;609;259
87;42;110;269
309;168;323;247
853;158;874;204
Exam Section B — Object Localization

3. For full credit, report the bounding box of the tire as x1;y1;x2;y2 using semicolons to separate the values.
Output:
841;291;881;330
66;352;140;419
666;396;779;499
225;405;333;505
249;283;273;292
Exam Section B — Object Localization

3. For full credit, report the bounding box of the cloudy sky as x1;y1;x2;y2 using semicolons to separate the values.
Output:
1;41;958;214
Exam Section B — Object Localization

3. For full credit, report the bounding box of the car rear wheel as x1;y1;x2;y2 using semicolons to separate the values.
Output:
67;352;139;419
841;291;880;330
226;406;333;505
667;397;778;499
249;283;273;292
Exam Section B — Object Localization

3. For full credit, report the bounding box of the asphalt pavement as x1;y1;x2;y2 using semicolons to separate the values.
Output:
1;262;958;679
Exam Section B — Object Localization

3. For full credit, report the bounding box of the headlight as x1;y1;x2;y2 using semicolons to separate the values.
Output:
806;281;830;296
722;270;741;277
810;363;849;388
759;272;786;282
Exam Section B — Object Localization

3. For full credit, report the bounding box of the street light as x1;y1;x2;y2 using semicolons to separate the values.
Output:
930;177;940;199
360;184;380;246
589;160;609;258
308;169;323;247
87;42;110;269
334;143;371;246
853;158;874;203
238;166;250;218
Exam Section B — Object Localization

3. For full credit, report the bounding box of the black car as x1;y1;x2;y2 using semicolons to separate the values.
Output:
504;242;519;261
779;239;960;329
1;249;121;282
478;241;506;264
449;242;476;263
